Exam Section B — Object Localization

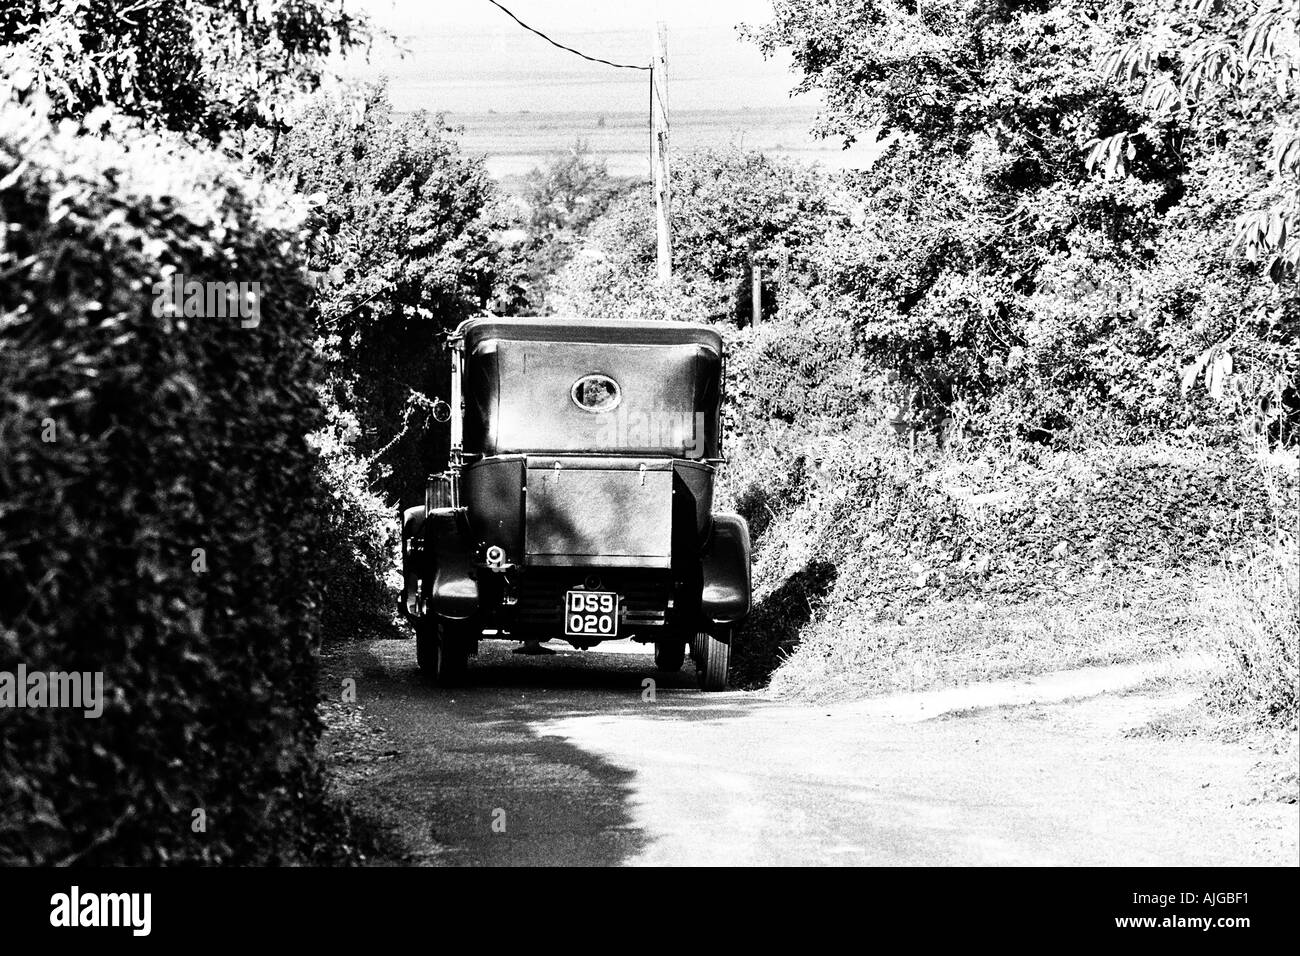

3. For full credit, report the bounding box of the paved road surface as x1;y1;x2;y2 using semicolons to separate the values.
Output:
323;638;1297;866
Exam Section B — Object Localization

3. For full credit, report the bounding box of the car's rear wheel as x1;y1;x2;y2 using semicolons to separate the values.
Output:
654;639;686;672
399;507;426;618
695;628;730;691
416;617;472;686
689;630;706;665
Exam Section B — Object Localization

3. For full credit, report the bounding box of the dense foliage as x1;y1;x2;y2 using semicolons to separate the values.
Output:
725;425;1283;690
1095;0;1299;280
273;82;503;506
0;103;329;863
493;140;633;315
308;395;400;637
0;0;367;142
740;0;1298;444
524;139;629;235
552;146;847;324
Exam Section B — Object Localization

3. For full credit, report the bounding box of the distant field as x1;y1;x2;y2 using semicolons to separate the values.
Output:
423;107;884;185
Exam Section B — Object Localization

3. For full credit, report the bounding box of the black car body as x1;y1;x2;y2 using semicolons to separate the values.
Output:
400;317;750;689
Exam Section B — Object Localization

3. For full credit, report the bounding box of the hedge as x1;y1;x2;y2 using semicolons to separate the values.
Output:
0;103;328;864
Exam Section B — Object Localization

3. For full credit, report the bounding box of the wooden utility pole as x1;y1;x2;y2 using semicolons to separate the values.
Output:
651;22;671;285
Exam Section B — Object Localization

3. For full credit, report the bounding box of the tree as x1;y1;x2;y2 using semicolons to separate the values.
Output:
523;139;626;234
492;140;632;315
272;82;504;504
1093;0;1300;282
551;146;846;324
745;0;1297;442
0;0;368;141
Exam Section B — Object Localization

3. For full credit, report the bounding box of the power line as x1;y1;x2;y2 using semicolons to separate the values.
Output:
484;0;650;71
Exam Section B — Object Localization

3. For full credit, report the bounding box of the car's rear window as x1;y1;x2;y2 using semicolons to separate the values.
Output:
466;339;718;458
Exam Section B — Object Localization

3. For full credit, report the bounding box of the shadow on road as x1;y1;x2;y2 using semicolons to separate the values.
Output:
320;635;757;865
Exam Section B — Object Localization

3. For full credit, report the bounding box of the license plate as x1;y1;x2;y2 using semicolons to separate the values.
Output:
565;590;619;637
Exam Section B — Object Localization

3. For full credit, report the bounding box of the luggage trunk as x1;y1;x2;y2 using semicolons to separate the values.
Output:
524;456;673;568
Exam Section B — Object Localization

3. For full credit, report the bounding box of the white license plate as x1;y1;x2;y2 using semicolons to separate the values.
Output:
565;590;619;637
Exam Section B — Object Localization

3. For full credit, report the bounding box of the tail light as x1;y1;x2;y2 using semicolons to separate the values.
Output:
425;473;453;512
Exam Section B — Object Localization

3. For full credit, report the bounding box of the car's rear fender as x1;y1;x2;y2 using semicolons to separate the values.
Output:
700;512;750;636
402;506;479;621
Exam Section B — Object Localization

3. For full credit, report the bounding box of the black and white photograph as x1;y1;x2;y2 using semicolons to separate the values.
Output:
0;0;1296;935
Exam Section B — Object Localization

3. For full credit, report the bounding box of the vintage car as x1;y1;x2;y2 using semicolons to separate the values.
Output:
400;316;751;690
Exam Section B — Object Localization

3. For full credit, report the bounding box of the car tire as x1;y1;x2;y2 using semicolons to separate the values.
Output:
689;630;706;665
416;617;472;686
654;639;686;672
695;628;730;691
399;507;426;618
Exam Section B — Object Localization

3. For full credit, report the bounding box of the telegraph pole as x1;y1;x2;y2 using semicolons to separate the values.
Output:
651;22;671;285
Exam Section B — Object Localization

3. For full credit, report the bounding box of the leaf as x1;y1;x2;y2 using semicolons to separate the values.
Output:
1276;132;1300;176
1208;351;1232;401
0;159;29;192
1180;344;1217;396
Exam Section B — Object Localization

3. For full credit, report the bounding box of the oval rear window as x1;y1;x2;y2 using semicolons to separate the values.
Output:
571;374;622;413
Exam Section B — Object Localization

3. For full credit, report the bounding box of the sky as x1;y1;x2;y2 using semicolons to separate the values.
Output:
337;0;812;115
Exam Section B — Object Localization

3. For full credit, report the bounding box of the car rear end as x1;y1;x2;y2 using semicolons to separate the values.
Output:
458;318;722;647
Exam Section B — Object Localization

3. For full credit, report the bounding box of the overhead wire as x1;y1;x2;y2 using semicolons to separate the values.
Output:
484;0;650;71
482;2;660;184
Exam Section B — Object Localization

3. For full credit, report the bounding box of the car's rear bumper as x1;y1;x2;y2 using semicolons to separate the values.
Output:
487;566;673;643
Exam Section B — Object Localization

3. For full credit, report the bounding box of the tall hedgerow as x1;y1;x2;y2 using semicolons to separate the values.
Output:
0;102;329;864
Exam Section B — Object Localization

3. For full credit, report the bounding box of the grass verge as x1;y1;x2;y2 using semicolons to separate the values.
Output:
765;576;1204;702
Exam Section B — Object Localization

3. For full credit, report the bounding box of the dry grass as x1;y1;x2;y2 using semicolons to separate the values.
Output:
1200;536;1299;729
767;576;1203;703
1196;450;1299;730
734;431;1297;719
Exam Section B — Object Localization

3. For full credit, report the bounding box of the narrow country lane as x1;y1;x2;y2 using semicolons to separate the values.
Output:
322;638;1297;867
